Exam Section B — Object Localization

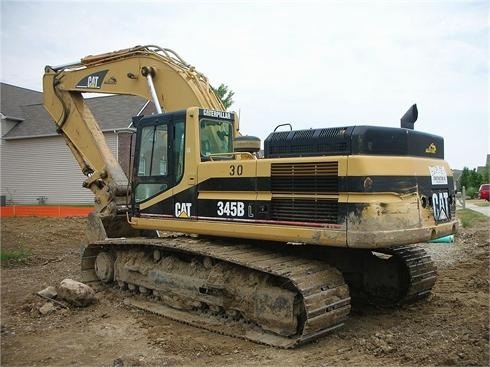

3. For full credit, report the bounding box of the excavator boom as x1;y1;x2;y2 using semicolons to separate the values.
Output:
43;45;225;215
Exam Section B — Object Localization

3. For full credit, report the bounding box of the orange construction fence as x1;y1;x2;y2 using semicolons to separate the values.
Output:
0;205;92;217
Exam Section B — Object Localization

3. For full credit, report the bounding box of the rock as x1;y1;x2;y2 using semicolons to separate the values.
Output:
371;335;394;355
381;344;394;354
37;286;57;299
39;302;56;315
56;279;96;307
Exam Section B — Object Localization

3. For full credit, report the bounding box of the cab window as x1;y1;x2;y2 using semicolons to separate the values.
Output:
174;121;185;182
137;124;168;177
200;119;233;158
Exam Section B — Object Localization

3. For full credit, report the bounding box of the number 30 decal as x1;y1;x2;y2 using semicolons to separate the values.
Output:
217;201;245;217
229;164;243;176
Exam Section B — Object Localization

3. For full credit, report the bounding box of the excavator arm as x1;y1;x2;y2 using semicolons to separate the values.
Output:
43;45;225;215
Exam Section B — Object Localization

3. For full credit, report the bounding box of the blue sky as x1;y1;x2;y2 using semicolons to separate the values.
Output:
1;0;488;169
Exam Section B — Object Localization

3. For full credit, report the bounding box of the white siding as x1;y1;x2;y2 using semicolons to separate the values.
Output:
1;133;118;205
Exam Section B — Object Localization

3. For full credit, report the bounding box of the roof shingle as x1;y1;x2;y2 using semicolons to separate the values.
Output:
1;83;149;139
1;83;43;119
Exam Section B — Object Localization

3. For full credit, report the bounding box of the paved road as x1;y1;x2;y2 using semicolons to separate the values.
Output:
461;202;490;217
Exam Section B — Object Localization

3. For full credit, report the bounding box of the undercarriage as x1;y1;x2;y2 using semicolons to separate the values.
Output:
81;236;436;348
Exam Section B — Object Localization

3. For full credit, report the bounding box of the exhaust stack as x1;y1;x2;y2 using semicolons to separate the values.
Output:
401;104;418;130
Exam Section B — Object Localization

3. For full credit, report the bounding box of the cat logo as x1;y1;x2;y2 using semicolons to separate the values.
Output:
425;143;437;154
175;202;192;218
432;192;450;222
76;70;108;89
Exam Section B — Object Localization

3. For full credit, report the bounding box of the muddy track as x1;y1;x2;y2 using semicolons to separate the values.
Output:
82;238;351;347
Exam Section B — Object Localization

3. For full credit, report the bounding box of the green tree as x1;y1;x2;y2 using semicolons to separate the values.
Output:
469;170;483;188
213;83;234;110
459;167;470;191
459;166;484;197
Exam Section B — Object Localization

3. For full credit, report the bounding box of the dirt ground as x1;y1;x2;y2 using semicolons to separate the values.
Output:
1;215;489;367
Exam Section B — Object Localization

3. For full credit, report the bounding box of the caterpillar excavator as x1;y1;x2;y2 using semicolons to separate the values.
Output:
43;45;458;348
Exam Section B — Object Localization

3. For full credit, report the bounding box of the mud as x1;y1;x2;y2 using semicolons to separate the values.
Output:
1;216;489;366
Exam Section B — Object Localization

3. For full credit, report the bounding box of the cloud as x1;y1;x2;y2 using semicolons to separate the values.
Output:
1;0;488;169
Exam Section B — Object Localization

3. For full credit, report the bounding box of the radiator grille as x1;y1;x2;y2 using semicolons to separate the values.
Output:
270;162;339;223
270;162;339;194
271;199;339;223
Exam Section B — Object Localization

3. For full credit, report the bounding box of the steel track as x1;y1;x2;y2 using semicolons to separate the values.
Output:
82;237;351;348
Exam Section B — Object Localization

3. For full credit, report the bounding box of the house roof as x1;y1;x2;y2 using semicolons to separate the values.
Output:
1;82;151;140
1;83;43;120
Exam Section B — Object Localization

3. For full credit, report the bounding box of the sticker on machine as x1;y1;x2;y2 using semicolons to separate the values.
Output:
429;166;448;185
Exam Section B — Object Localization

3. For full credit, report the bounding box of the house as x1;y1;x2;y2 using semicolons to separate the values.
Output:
0;82;151;205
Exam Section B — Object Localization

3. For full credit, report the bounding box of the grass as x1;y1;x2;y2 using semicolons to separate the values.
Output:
457;209;489;229
0;248;31;264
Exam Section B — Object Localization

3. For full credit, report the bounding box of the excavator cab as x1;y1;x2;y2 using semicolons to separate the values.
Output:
130;107;241;218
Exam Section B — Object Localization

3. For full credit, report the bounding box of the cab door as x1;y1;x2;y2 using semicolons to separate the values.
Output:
131;112;185;215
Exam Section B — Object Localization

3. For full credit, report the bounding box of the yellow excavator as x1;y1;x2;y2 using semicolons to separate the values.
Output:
43;45;458;347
